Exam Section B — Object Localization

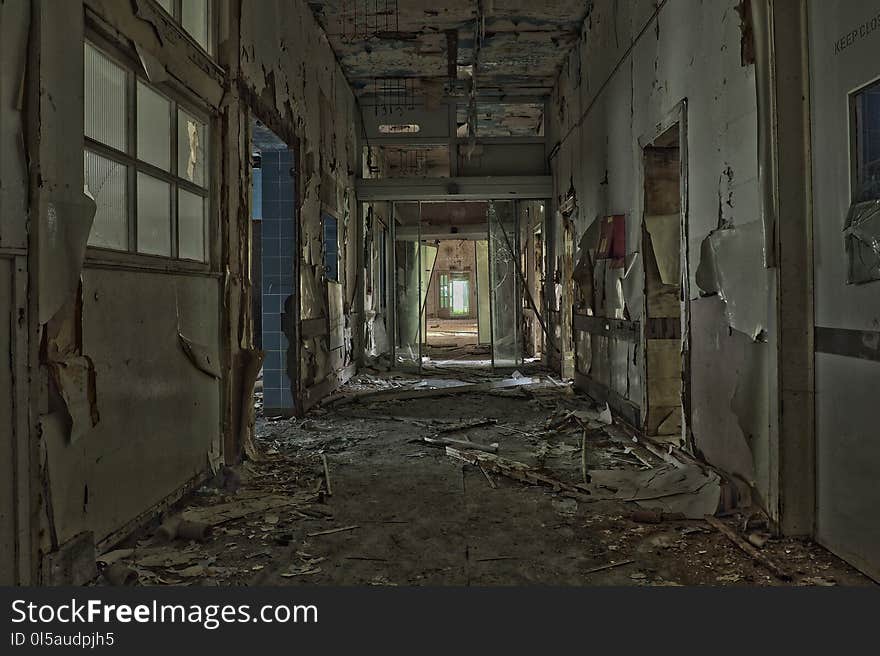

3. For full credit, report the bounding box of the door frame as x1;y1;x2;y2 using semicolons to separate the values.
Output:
637;100;691;447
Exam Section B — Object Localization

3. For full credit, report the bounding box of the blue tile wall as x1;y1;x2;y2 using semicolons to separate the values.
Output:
261;149;296;414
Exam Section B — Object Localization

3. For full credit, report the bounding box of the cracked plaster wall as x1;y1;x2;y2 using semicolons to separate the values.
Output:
547;0;774;507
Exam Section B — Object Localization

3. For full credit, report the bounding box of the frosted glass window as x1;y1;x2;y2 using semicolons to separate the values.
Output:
137;173;171;256
178;189;206;261
137;82;171;170
84;43;127;152
181;0;209;51
178;109;206;186
84;151;128;250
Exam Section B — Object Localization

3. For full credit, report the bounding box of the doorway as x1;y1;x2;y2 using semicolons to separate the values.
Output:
424;241;482;363
641;119;687;444
389;201;525;370
250;117;297;417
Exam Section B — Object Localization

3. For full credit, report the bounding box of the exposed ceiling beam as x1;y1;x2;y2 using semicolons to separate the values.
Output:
356;176;552;201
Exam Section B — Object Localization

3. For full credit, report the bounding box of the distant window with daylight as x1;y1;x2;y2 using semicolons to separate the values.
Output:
853;79;880;202
155;0;212;53
84;41;209;262
323;215;339;282
439;274;450;309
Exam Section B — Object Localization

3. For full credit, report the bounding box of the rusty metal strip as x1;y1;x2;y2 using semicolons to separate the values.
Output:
572;313;640;343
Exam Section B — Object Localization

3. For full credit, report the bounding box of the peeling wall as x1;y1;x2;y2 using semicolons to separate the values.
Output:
547;0;774;509
0;0;31;584
19;1;228;576
240;0;361;404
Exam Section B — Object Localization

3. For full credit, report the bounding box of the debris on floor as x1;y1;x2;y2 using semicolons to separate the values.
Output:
92;368;872;587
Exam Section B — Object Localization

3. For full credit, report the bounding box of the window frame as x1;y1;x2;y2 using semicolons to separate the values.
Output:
152;0;215;57
439;273;450;309
378;223;388;313
83;34;212;269
849;75;880;203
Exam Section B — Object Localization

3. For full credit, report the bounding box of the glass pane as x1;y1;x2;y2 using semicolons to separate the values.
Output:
84;42;127;152
394;216;421;366
419;243;438;349
178;189;206;261
137;173;171;256
178;108;206;187
452;278;470;315
137;81;171;170
475;240;491;344
155;0;173;13
84;150;128;250
489;201;521;367
181;0;209;51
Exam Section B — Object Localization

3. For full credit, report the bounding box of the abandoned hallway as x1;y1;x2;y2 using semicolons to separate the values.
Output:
2;0;880;588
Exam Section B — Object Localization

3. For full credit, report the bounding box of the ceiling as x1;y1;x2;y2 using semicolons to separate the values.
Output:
306;1;590;101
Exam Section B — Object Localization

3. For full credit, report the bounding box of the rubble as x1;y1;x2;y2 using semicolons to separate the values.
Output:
88;369;869;588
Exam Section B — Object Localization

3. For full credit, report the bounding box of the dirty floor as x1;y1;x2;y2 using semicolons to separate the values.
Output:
96;369;874;587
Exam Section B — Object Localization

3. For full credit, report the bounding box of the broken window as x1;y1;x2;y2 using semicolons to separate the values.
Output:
323;214;339;282
83;40;210;262
845;79;880;283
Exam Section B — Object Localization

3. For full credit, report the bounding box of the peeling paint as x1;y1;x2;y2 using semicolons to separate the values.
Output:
696;221;767;341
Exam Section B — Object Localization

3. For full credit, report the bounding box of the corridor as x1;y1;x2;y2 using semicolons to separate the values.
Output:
1;0;879;588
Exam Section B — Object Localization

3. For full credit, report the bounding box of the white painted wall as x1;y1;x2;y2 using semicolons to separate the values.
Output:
547;0;775;507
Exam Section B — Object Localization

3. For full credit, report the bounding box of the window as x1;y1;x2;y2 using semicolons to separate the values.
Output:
439;273;450;309
852;79;880;202
154;0;213;54
451;276;470;316
83;41;209;262
323;214;339;282
846;79;880;283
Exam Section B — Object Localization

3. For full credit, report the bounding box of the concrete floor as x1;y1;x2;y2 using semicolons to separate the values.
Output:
96;370;873;587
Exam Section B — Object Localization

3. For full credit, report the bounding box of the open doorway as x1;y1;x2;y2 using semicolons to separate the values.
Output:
423;240;486;363
250;117;297;417
641;119;687;443
391;200;527;370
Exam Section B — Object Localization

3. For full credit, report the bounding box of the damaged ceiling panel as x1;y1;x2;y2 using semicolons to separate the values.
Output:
456;102;544;137
376;144;451;177
306;0;590;98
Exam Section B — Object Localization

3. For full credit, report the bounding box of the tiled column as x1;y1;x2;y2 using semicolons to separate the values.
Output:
260;149;296;415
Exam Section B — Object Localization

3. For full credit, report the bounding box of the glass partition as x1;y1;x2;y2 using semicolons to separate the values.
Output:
488;201;522;367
